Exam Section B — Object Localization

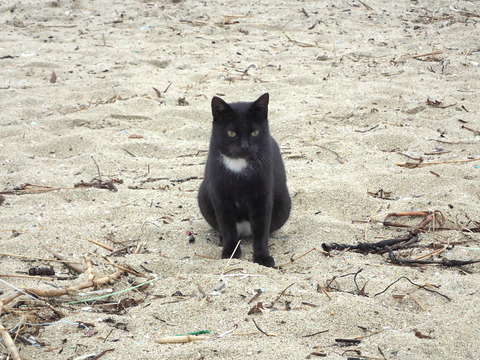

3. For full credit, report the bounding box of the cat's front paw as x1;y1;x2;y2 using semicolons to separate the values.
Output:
222;246;242;259
253;254;275;268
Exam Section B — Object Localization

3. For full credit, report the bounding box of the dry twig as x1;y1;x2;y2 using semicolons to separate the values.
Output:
43;246;85;274
156;334;209;344
251;318;277;337
397;158;479;168
0;323;22;360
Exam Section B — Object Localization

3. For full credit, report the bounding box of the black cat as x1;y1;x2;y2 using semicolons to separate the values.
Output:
198;93;291;267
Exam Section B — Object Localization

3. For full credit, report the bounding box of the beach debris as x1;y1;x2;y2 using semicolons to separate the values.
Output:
156;334;209;344
412;51;443;59
306;351;328;358
73;156;121;191
321;268;368;297
426;98;456;108
358;0;373;10
276;248;327;268
0;253;129;359
28;266;55;276
177;97;189;106
186;230;196;243
248;301;266;315
0;183;63;195
324;210;480;268
74;179;118;192
283;32;326;49
302;329;329;338
43;246;85;274
49;71;57;83
367;188;394;200
414;329;433;339
251;318;277;337
152;87;162;98
355;123;379;133
170;176;199;183
461;124;480;136
335;338;361;346
156;324;238;344
374;276;452;302
152;82;171;101
248;288;264;304
397;157;480;168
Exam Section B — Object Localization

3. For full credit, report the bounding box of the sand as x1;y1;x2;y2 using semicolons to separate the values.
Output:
1;0;479;359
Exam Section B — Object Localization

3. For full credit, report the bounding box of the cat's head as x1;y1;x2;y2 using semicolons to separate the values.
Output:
210;93;270;160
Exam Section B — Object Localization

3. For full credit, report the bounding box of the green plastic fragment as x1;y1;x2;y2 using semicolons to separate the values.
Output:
176;330;210;336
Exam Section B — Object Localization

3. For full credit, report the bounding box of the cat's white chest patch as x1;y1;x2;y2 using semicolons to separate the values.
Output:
221;154;248;173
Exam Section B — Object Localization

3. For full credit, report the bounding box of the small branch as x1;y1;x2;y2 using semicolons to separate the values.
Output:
251;318;277;337
302;329;329;338
74;180;118;192
24;269;124;298
412;51;443;59
88;238;115;251
397;158;480;168
90;349;115;360
102;256;147;278
271;283;295;306
169;176;199;183
0;323;22;360
355;124;379;133
277;248;326;268
91;156;102;181
156;334;209;344
283;32;326;49
0;183;65;195
461;125;480;136
374;276;452;302
358;0;373;10
385;247;480;267
43;246;85;274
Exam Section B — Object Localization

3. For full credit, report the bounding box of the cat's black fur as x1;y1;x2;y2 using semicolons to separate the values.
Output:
198;93;291;267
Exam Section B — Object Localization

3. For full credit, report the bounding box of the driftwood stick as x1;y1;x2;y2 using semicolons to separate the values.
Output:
84;255;95;281
0;291;23;310
156;334;209;344
397;158;480;168
88;238;115;251
411;51;443;58
0;323;22;360
0;251;80;264
24;269;123;298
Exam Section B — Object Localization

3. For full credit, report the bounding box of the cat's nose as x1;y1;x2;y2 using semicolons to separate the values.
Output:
240;139;250;150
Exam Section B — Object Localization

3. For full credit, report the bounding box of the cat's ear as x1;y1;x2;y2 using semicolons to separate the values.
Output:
211;96;232;121
251;93;269;118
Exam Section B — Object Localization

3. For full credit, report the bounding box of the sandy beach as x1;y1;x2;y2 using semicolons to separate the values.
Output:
1;1;479;359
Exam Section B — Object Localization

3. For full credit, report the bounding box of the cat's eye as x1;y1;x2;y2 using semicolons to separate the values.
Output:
251;130;260;137
227;131;237;137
